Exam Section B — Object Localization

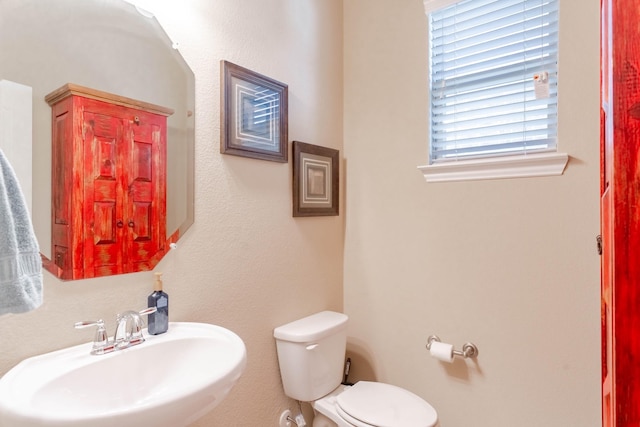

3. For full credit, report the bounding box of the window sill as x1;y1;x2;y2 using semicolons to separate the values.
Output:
417;152;569;183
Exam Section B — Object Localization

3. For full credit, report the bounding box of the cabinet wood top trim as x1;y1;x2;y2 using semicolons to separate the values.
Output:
45;83;174;116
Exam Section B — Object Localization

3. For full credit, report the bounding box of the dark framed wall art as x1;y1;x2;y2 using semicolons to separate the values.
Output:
292;141;339;217
220;60;288;162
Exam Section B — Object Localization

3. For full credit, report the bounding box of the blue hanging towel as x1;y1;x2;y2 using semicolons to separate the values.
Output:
0;148;42;315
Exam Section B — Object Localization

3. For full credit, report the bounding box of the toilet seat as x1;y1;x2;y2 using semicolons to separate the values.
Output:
335;405;376;427
335;381;438;427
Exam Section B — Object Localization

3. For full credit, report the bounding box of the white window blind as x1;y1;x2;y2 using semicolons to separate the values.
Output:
429;0;558;163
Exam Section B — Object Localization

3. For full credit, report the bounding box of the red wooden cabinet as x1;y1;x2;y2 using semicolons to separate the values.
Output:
45;84;173;280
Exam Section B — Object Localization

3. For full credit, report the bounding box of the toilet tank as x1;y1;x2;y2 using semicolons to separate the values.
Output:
273;311;348;402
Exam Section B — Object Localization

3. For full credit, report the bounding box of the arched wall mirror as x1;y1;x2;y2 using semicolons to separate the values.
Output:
0;0;195;280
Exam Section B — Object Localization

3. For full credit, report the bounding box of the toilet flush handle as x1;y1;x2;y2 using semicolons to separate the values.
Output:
306;343;319;351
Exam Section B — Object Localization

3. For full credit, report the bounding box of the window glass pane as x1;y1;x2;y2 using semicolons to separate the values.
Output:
429;0;559;162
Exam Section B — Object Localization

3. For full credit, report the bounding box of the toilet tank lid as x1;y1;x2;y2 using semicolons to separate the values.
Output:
274;311;348;342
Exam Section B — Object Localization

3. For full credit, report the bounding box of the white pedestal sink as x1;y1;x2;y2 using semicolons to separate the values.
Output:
0;322;247;427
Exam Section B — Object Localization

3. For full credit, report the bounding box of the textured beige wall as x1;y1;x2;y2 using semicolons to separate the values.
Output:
0;1;343;425
343;0;601;426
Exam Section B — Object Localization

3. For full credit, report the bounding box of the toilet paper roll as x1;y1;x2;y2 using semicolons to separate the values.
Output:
429;341;454;363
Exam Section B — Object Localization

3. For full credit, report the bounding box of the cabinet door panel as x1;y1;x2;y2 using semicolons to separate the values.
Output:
83;110;124;277
133;138;153;182
95;137;117;179
126;119;165;269
93;201;117;244
53;111;72;226
131;201;152;242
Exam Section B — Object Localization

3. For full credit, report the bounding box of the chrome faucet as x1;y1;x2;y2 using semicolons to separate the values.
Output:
75;307;157;355
114;307;157;349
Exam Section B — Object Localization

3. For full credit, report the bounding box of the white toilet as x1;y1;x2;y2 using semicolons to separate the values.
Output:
274;311;439;427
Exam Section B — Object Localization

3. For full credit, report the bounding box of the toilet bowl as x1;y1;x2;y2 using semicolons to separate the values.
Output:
312;382;438;427
273;311;439;427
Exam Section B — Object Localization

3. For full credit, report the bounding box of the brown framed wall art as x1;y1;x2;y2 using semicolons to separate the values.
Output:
292;141;339;217
220;60;288;162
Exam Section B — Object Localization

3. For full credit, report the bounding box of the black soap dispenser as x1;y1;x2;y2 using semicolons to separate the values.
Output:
147;272;169;335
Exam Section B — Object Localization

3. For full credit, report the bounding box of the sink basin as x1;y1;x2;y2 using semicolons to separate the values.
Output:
0;322;246;427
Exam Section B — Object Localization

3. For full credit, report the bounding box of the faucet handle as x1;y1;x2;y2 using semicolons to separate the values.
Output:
115;307;157;321
74;319;104;329
139;307;157;316
74;319;114;355
131;307;157;340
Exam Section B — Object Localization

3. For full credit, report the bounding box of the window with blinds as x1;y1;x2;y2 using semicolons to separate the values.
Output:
428;0;558;163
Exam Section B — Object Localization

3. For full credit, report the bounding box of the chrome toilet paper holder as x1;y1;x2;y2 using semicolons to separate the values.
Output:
426;335;479;359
